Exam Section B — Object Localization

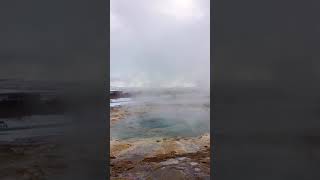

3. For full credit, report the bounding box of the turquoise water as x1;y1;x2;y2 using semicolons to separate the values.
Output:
111;106;210;140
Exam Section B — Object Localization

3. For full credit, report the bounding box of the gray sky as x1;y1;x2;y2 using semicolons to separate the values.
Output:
111;0;210;88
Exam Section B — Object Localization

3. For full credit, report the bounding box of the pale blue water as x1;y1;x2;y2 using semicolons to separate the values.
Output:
111;106;210;140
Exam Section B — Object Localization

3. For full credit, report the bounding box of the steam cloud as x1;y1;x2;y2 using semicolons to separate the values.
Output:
111;0;210;89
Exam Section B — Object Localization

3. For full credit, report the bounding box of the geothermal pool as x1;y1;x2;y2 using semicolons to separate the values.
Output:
110;92;210;140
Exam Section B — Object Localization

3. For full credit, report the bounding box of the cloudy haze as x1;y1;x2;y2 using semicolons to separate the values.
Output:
111;0;210;89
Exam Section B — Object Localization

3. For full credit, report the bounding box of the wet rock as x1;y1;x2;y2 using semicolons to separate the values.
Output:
160;159;179;166
110;160;135;177
190;162;198;166
110;143;132;157
147;167;192;180
177;157;187;161
127;143;160;158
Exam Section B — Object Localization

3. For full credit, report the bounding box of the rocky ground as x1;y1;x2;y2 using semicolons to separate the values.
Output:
111;107;131;126
110;106;211;180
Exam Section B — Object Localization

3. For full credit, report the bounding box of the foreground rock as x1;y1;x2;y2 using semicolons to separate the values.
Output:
110;107;130;126
110;134;210;179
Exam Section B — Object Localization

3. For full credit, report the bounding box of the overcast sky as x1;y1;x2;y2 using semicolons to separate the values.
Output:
111;0;210;88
